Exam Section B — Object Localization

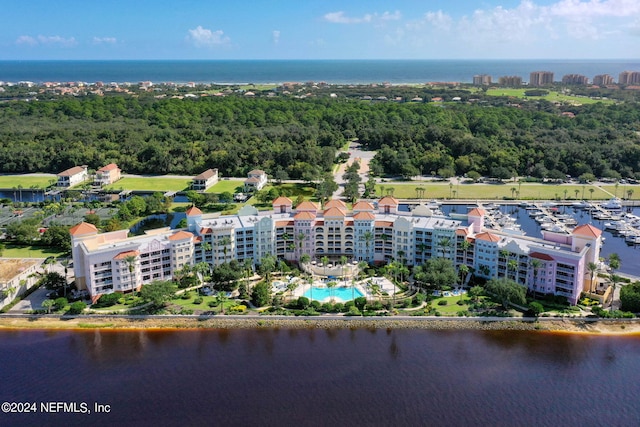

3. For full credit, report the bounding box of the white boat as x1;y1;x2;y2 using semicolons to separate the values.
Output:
600;197;622;210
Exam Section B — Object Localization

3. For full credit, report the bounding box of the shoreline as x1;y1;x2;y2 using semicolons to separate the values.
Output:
1;315;639;336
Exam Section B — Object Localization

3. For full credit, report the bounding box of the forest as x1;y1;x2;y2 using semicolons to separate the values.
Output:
0;92;639;180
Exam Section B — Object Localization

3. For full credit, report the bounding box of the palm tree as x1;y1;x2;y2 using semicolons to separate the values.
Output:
362;230;374;264
327;281;336;302
216;291;227;314
607;253;621;312
507;259;518;282
194;261;210;289
306;274;314;302
587;261;599;293
260;254;276;285
589;188;594;199
340;255;348;280
281;232;291;253
529;258;542;299
437;237;452;259
201;241;212;264
458;239;471;265
627;189;634;200
124;254;138;295
286;281;298;300
296;231;306;258
609;274;621;313
321;255;330;278
219;236;231;263
42;299;54;314
574;189;579;200
458;264;469;288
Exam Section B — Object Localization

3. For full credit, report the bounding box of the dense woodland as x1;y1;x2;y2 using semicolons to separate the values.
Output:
1;92;640;180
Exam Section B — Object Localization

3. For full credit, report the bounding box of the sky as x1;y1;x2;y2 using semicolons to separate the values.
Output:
2;0;639;60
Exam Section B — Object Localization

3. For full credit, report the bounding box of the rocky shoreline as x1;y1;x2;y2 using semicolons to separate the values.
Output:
1;315;639;335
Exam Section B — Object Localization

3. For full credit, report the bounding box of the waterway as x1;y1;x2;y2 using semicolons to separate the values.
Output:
0;328;638;427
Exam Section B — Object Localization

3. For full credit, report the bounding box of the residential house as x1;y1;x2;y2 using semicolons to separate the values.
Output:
94;163;121;186
244;169;268;192
192;169;219;191
57;165;88;187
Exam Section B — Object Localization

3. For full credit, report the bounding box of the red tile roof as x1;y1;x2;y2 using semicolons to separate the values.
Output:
186;206;203;216
352;201;375;211
323;207;346;217
272;196;293;206
294;211;316;221
375;221;394;227
194;168;217;179
353;211;375;221
324;199;347;209
468;208;486;217
475;232;501;242
114;250;140;260
572;224;602;238
58;166;86;177
69;222;98;236
296;201;319;211
378;196;399;206
530;252;554;261
97;163;119;172
168;231;194;241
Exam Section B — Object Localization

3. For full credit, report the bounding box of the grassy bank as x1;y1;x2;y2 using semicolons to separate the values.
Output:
0;315;638;335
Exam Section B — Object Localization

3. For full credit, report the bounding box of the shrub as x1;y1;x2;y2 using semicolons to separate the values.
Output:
208;300;219;308
194;297;203;305
54;297;68;311
181;291;191;300
333;302;344;313
296;296;310;309
320;303;332;313
310;300;321;310
437;300;448;306
93;293;120;308
354;296;367;311
68;301;86;315
413;293;426;305
528;301;544;316
230;305;247;313
367;301;383;311
346;306;361;316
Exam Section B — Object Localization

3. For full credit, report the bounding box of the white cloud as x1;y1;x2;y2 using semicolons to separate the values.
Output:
93;37;117;44
550;0;640;18
187;25;230;47
272;30;280;44
16;35;37;46
324;11;372;24
324;10;401;24
16;34;77;47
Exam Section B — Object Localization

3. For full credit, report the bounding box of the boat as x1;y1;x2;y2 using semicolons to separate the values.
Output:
600;197;622;210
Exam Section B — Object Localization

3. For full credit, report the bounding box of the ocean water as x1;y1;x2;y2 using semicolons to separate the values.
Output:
1;328;639;427
1;59;639;85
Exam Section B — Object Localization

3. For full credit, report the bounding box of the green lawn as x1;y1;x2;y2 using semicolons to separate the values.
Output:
0;175;56;189
205;180;245;194
377;182;617;200
171;294;238;312
2;244;65;259
432;295;472;315
485;88;614;105
104;177;191;192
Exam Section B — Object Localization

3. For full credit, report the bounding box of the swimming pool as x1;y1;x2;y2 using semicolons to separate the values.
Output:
303;286;364;302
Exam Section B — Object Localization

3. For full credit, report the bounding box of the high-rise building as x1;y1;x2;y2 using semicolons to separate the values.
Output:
593;74;614;86
619;71;640;85
498;76;523;86
529;71;554;86
473;74;492;85
561;74;588;85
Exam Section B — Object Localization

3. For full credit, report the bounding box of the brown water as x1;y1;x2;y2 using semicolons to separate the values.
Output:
0;328;639;427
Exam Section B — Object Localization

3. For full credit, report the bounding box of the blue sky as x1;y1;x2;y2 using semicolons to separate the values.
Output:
2;0;639;59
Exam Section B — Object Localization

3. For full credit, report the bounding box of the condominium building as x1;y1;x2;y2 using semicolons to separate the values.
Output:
498;76;523;87
593;74;614;86
473;74;492;86
561;74;588;85
71;198;602;305
618;71;640;85
529;71;554;87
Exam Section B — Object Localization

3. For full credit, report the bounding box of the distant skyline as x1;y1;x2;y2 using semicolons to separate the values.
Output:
2;0;639;60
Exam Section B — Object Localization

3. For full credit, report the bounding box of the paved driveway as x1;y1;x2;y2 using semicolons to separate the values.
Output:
10;287;50;312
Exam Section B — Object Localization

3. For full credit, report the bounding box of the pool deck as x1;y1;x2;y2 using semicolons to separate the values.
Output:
288;276;397;302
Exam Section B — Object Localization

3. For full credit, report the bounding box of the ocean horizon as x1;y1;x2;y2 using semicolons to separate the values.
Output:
1;59;639;85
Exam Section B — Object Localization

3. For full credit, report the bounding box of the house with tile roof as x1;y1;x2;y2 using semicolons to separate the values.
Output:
57;165;88;188
94;163;121;186
244;169;267;192
192;168;219;191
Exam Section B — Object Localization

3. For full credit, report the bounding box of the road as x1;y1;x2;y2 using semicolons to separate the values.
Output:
333;140;376;199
